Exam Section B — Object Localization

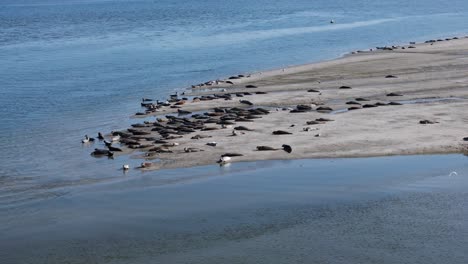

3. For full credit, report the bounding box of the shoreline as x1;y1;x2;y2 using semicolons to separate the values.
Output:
92;35;468;171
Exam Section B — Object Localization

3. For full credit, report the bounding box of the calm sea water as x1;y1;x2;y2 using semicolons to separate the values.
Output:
1;154;467;263
1;0;468;204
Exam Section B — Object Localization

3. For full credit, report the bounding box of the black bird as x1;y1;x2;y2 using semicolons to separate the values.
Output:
104;140;112;147
98;132;105;140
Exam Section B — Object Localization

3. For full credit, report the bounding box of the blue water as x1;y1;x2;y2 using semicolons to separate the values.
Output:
1;0;468;205
1;154;468;263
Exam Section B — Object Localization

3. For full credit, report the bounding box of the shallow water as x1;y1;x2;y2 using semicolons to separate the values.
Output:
1;154;467;263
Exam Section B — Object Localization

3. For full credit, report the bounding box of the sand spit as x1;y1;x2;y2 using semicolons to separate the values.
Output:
89;36;468;170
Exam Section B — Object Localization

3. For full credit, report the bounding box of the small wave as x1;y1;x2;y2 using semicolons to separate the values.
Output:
198;18;398;45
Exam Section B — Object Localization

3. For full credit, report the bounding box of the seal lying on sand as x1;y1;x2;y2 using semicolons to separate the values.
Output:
419;120;438;124
221;153;243;157
108;145;122;152
257;146;279;151
282;144;292;153
184;147;204;153
240;100;253;106
273;130;293;135
234;126;253;131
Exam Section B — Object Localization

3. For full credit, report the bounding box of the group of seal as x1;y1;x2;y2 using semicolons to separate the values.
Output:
256;145;292;153
88;97;274;163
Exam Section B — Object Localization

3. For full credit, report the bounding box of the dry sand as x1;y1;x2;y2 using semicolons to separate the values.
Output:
117;37;468;170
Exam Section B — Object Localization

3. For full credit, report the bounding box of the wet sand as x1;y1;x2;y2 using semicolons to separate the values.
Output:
103;37;468;170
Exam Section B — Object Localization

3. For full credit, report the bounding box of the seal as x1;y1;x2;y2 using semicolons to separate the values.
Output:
177;109;192;115
221;153;243;157
191;134;212;140
306;120;322;125
375;102;388;106
282;144;292;153
184;147;204;152
316;106;333;111
257;146;279;151
419;120;438;124
386;92;403;96
108;145;123;152
240;100;253;106
339;85;352;89
348;106;361;111
234;126;253;131
297;105;312;111
316;118;333;122
92;148;113;157
355;97;370;101
273;130;293;135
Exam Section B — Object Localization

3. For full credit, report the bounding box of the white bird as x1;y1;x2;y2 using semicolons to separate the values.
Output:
140;162;153;168
122;164;130;170
111;135;121;142
81;135;95;143
449;171;458;176
217;156;231;165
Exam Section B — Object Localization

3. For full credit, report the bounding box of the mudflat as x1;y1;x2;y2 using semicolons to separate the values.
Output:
105;37;468;170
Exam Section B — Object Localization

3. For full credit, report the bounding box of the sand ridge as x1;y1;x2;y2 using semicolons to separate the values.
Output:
91;36;468;170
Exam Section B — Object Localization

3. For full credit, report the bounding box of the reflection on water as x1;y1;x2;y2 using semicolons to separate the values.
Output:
1;154;467;264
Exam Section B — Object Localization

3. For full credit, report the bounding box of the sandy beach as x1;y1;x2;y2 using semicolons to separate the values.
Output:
105;36;468;170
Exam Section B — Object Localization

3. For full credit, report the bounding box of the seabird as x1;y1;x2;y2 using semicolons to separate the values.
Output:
217;156;231;165
81;135;95;143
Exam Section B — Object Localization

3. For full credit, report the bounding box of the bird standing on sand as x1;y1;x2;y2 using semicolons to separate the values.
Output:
217;156;231;165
